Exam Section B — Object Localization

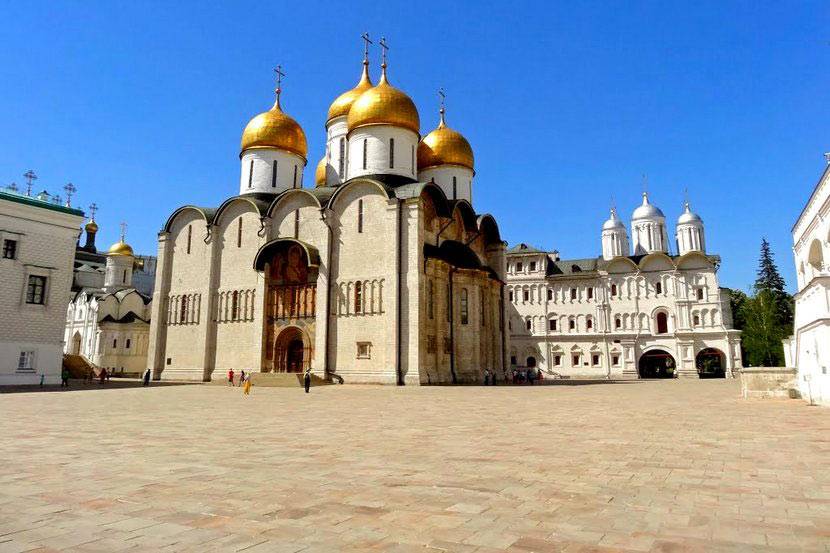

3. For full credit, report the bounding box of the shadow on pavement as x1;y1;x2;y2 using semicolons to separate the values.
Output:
0;378;200;394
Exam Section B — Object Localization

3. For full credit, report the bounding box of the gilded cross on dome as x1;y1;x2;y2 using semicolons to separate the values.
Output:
361;32;372;63
119;221;127;242
273;64;285;103
379;37;389;69
88;203;98;221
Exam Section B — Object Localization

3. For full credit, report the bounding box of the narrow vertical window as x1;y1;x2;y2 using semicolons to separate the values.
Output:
410;145;415;175
339;138;346;176
427;279;434;319
357;199;363;233
446;284;451;322
186;225;192;254
231;291;239;321
271;160;277;188
122;270;127;283
113;339;117;348
480;293;485;327
460;288;468;324
180;296;188;323
126;339;131;349
452;176;457;199
362;139;368;170
248;159;254;188
237;218;242;248
355;282;363;313
294;209;300;239
389;138;395;168
293;165;298;188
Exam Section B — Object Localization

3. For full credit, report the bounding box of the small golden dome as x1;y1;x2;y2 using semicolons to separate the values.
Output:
315;157;327;187
418;109;474;171
241;95;308;160
84;219;98;233
327;61;373;124
347;69;420;135
107;240;134;257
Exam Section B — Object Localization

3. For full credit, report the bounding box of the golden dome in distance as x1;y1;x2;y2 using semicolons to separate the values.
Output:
240;78;308;160
315;157;327;187
327;59;373;124
107;240;134;257
84;219;98;233
347;61;420;135
418;107;474;171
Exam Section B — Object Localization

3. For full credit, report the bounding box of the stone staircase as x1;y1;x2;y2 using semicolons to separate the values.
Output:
209;372;330;387
62;354;97;378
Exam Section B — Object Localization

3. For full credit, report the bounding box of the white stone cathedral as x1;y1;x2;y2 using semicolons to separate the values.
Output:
147;44;507;384
505;193;742;379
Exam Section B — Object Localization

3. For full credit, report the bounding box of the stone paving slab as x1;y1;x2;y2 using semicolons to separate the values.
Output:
0;380;828;552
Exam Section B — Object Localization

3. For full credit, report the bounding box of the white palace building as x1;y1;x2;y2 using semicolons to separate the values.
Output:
505;193;742;379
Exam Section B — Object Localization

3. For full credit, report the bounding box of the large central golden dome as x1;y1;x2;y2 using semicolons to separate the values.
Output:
347;69;420;135
240;95;308;160
418;110;474;171
327;61;373;124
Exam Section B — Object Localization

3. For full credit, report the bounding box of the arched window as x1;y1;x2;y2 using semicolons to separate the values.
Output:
248;159;254;188
389;138;395;168
231;291;239;321
180;296;189;323
549;318;557;331
237;217;243;247
615;316;621;329
611;283;617;297
525;319;532;331
362;139;367;170
294;209;300;238
656;311;668;334
460;288;469;325
186;225;192;254
339;138;346;175
586;317;593;330
354;282;363;314
452;176;457;199
122;269;127;283
357;199;364;233
272;160;278;187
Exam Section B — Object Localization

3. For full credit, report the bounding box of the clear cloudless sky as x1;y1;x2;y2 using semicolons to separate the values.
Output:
0;1;827;292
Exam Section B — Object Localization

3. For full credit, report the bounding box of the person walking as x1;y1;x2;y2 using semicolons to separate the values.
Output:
243;372;252;395
303;368;311;393
39;374;45;388
60;367;70;388
142;368;151;387
227;369;235;387
483;369;490;386
239;370;245;387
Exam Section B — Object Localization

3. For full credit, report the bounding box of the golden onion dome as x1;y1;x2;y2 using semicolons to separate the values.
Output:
107;240;134;257
418;109;474;171
327;61;373;124
347;67;420;135
84;219;98;233
240;94;308;160
315;157;327;187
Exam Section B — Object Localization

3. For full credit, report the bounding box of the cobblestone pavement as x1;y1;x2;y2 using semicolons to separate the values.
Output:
0;379;828;552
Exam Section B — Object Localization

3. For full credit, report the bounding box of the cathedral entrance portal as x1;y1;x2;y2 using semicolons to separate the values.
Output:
274;327;309;373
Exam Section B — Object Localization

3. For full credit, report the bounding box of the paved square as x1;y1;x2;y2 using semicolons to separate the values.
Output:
1;380;828;552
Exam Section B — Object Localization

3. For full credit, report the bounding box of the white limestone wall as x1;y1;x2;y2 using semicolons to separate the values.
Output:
159;211;212;380
212;201;267;373
0;200;82;385
325;117;348;185
347;126;418;180
328;181;399;383
632;220;668;255
418;166;474;202
239;149;306;194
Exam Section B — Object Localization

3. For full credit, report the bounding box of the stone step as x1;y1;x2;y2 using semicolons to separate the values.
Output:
209;372;329;387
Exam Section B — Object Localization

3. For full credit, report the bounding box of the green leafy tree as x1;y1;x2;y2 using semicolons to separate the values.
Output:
740;290;787;366
726;288;748;330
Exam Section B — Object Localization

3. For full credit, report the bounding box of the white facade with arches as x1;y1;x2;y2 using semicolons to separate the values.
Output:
784;161;830;405
505;194;740;379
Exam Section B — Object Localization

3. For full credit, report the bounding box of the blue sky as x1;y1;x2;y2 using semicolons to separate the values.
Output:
0;1;827;292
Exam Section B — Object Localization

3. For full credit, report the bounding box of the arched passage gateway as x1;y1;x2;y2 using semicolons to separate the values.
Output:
696;348;726;378
638;349;676;379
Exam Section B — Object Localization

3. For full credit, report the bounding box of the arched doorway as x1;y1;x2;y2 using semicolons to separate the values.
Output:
273;327;310;373
696;348;726;378
71;332;82;355
526;356;537;368
638;349;676;379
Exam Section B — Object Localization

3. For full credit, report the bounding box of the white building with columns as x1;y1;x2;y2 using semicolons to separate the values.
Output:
64;230;152;376
146;44;506;385
506;193;742;379
783;158;830;405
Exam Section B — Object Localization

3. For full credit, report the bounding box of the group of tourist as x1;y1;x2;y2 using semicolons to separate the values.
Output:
511;367;541;385
227;368;313;394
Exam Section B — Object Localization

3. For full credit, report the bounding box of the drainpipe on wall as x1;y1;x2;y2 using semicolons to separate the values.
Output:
396;199;404;385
